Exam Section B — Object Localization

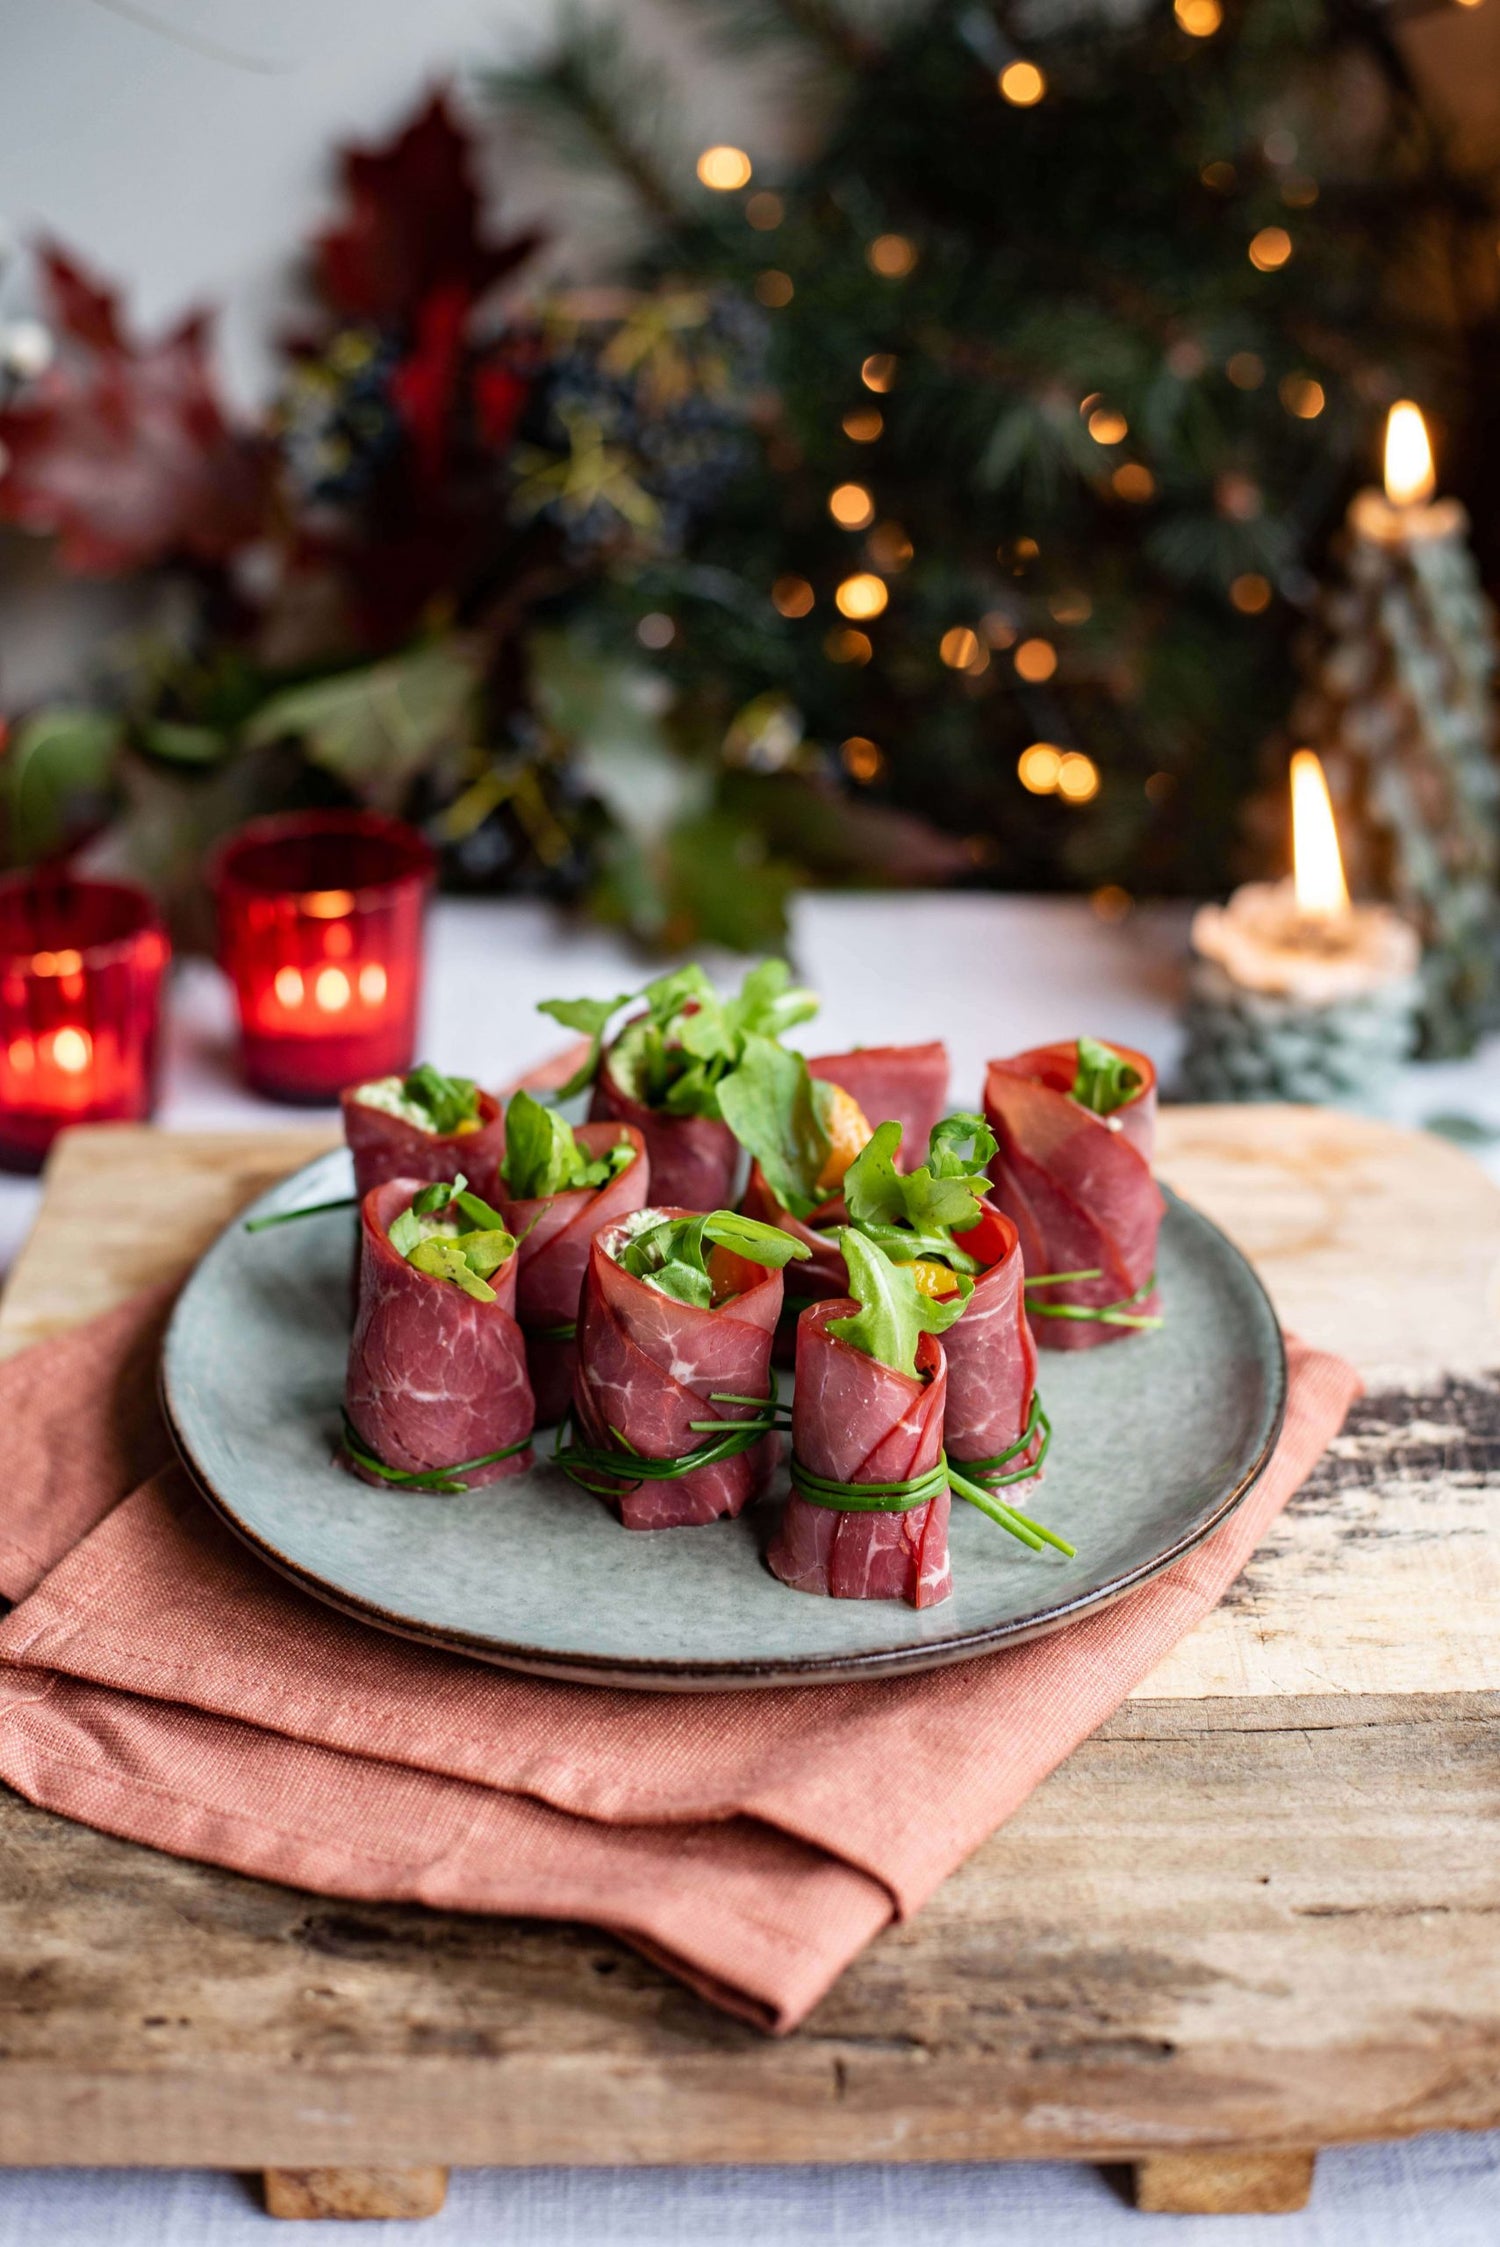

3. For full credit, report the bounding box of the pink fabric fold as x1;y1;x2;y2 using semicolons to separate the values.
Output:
0;1282;1358;2031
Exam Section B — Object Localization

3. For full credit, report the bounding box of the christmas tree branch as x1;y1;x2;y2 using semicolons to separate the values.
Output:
673;0;883;70
483;11;689;228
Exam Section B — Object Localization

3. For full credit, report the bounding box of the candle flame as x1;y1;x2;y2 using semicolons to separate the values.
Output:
1384;401;1435;508
51;1027;92;1075
1290;749;1349;916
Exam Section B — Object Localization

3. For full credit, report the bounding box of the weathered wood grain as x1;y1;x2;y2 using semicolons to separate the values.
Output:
0;1111;1492;2177
1133;2151;1316;2214
263;2168;448;2219
0;1694;1490;2166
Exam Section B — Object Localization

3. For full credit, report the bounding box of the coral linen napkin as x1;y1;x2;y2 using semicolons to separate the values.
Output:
0;1287;1358;2033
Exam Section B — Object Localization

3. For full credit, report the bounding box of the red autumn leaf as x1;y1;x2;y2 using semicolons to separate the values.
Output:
314;89;540;328
0;243;268;576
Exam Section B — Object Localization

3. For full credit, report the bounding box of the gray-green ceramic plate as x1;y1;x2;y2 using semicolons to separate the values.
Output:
162;1151;1286;1692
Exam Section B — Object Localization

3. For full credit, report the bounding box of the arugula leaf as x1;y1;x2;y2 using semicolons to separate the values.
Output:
842;1119;988;1272
501;1088;636;1200
402;1063;481;1135
388;1175;517;1296
408;1237;498;1302
828;1229;972;1379
716;1038;833;1221
1071;1036;1143;1117
535;958;819;1118
616;1207;811;1308
927;1110;998;1179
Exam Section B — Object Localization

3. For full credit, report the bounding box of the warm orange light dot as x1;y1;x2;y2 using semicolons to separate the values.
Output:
755;269;794;307
772;575;815;618
1057;752;1100;803
981;611;1017;648
358;963;388;1005
745;191;783;230
273;967;304;1008
1092;884;1133;921
1202;160;1237;194
1112;463;1156;501
861;353;898;392
841;736;885;782
825;627;873;664
1280;372;1326;419
1226;352;1265;390
865;521;913;572
1018;744;1063;793
842;406;884;442
835;573;889;620
315;966;352;1013
829;482;875;530
1175;0;1222;32
51;1026;91;1074
1231;572;1273;614
1014;636;1058;683
303;889;355;918
1249;226;1293;272
940;627;980;669
999;61;1045;106
8;1037;34;1075
697;145;753;191
867;235;917;278
1087;407;1128;445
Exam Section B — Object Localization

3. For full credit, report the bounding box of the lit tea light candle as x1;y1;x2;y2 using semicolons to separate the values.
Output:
211;812;435;1103
1347;399;1463;548
1180;750;1420;1106
0;872;169;1171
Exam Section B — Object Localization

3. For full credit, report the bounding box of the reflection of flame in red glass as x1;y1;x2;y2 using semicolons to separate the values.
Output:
211;811;435;1103
0;874;169;1172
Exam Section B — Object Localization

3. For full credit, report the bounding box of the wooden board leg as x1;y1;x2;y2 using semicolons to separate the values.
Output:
1132;2150;1317;2215
263;2167;450;2220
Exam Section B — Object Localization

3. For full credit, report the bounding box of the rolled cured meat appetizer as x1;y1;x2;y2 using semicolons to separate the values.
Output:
984;1036;1164;1351
768;1229;1070;1604
768;1232;963;1608
808;1041;949;1173
537;960;820;1211
560;1207;809;1530
344;1174;533;1490
342;1063;505;1200
495;1091;648;1425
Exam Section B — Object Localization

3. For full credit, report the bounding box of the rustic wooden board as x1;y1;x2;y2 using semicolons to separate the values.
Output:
0;1110;1493;2186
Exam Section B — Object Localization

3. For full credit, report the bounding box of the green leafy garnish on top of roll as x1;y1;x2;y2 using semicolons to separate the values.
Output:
613;1207;811;1310
501;1089;636;1201
828;1228;972;1379
354;1062;482;1136
1070;1036;1143;1118
538;959;819;1113
387;1176;516;1303
842;1112;996;1274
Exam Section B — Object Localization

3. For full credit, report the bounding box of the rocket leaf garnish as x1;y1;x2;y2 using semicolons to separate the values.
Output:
387;1175;516;1297
827;1228;971;1379
537;957;819;1112
615;1207;811;1309
841;1114;992;1273
355;1063;482;1134
501;1087;636;1199
1070;1036;1143;1117
715;1038;833;1222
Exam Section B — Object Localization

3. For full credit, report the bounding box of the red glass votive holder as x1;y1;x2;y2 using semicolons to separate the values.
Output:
211;811;436;1104
0;872;170;1172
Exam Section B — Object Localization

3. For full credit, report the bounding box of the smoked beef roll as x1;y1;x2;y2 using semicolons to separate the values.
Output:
344;1175;533;1490
932;1198;1041;1475
538;960;820;1212
768;1270;956;1609
984;1036;1164;1351
342;1063;505;1200
564;1207;806;1530
496;1092;648;1425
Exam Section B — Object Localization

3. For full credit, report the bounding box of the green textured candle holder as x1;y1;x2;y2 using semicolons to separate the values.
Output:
1179;955;1420;1109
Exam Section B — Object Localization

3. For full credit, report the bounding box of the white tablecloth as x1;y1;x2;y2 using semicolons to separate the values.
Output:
0;890;1496;2240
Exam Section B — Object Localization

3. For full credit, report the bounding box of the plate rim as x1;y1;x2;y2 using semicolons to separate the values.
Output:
161;1156;1289;1693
